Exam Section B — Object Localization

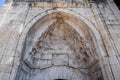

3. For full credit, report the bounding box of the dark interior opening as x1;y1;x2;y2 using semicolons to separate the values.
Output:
114;0;120;10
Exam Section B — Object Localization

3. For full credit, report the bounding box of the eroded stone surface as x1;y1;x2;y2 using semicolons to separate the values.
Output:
0;0;120;80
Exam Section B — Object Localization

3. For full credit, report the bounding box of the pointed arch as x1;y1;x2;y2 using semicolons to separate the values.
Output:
15;9;106;80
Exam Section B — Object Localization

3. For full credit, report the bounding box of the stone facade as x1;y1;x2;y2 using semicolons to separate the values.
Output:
0;0;120;80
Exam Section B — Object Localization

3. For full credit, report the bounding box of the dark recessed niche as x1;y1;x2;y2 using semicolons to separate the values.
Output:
114;0;120;10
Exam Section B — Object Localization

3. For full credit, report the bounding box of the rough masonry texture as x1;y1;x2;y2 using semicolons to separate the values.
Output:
0;0;120;80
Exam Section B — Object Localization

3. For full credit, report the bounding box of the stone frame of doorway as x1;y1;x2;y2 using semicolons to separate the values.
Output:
13;9;109;80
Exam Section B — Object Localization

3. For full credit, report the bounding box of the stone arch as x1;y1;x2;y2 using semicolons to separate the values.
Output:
21;9;101;40
15;10;105;80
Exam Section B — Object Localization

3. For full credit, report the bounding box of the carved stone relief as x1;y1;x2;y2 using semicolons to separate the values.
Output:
15;17;101;80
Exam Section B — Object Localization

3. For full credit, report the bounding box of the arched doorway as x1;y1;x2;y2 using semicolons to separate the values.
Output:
15;12;104;80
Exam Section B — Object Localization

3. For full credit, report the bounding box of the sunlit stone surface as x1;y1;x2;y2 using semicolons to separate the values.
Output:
0;0;120;80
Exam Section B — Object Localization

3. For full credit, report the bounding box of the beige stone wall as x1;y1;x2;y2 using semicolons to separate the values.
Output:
0;1;120;80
